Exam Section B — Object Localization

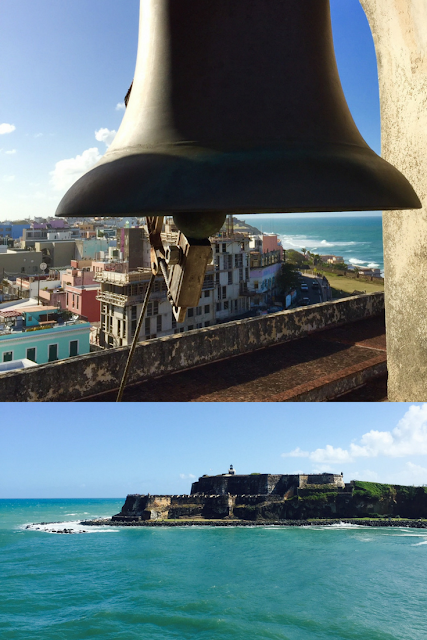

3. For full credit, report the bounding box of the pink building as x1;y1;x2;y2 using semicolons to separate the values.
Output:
65;284;100;322
61;265;95;288
39;288;67;309
262;234;284;259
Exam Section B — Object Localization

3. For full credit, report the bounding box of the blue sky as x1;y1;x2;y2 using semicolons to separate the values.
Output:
0;0;381;221
2;403;427;499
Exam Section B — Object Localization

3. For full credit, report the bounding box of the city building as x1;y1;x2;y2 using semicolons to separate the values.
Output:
22;225;81;246
95;267;215;347
211;232;251;322
319;254;345;264
0;305;90;365
74;237;117;261
65;284;100;322
0;248;44;277
0;221;31;241
4;275;61;301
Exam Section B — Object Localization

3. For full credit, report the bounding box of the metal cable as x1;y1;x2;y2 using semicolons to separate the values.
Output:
116;271;156;402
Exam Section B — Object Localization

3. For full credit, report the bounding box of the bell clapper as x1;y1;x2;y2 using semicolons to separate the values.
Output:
146;216;213;324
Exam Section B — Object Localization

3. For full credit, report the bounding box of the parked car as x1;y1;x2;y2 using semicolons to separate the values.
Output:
312;280;319;288
300;283;309;291
300;297;310;306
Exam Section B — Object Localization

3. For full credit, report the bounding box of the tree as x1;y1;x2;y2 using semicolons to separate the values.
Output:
276;263;301;296
286;250;305;266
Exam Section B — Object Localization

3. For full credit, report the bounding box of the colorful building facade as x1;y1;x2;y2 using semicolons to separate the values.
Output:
0;306;90;365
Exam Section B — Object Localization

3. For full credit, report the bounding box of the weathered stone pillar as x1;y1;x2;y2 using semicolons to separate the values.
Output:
360;0;427;400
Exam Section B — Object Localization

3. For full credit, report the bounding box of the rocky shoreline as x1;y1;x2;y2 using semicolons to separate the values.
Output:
79;518;427;528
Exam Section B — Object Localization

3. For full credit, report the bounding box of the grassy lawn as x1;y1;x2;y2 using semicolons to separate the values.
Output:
320;270;384;298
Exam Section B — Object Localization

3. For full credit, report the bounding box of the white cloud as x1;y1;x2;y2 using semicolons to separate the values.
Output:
0;123;15;135
402;462;427;485
310;446;353;464
95;128;117;147
281;404;427;464
5;149;16;154
282;447;309;458
350;469;379;482
115;102;125;111
50;147;101;191
179;473;196;480
2;175;15;182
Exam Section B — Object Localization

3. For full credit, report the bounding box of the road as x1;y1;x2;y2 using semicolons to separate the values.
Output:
297;274;332;307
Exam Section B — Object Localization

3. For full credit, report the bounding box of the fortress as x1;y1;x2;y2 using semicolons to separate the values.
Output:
112;468;349;522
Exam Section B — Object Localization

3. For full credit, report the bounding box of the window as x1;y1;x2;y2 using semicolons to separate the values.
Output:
216;302;222;312
225;255;232;270
204;290;210;298
131;306;137;320
215;243;219;253
147;301;158;316
204;321;210;327
196;323;202;329
145;317;151;336
254;281;259;290
224;300;229;310
3;351;13;362
222;286;227;299
26;347;36;362
48;344;58;362
69;341;78;357
188;308;194;317
156;315;162;332
228;271;233;285
171;314;177;329
188;325;194;331
234;300;238;311
222;243;227;253
235;254;243;268
131;319;137;335
204;305;210;314
239;268;243;282
215;272;220;286
196;306;202;316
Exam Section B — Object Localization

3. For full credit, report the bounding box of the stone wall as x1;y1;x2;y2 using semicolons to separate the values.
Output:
360;0;427;400
191;474;297;496
0;292;384;402
112;483;427;522
191;473;345;495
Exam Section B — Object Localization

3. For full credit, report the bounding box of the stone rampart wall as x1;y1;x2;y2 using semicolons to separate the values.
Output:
0;293;384;402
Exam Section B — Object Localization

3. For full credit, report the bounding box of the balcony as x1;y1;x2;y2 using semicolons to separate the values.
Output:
96;291;128;306
94;269;152;285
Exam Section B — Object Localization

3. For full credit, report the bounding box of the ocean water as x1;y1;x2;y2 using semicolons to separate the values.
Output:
1;500;427;640
242;215;384;274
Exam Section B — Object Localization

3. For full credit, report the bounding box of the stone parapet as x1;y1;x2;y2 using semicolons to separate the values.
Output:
0;292;384;402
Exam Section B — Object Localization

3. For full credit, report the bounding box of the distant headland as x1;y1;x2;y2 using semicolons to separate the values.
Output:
81;468;427;527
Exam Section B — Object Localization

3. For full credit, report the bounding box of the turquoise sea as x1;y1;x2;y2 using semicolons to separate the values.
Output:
242;215;384;274
1;499;427;640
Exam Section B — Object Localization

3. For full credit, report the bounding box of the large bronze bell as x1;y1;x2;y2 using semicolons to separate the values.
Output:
56;0;421;238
